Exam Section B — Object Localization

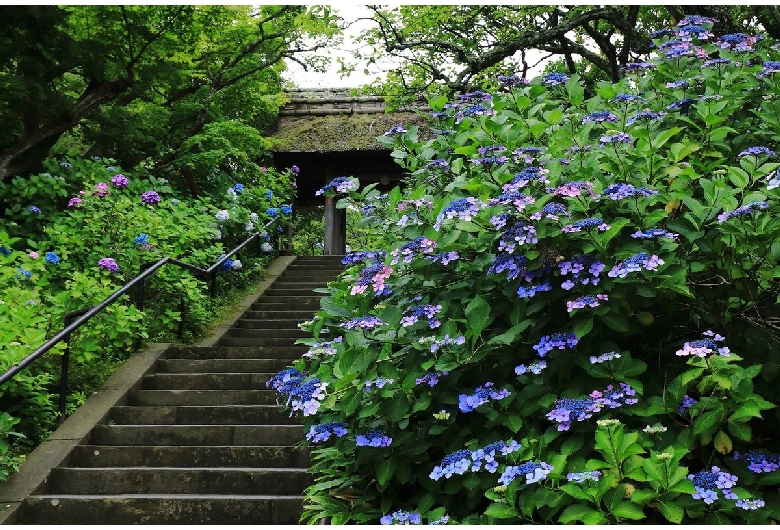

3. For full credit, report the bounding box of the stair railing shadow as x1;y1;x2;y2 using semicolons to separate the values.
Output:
0;216;289;424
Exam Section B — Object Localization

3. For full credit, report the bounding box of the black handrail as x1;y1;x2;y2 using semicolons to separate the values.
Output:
0;216;285;422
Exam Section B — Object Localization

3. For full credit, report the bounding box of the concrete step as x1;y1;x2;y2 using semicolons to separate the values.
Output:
66;445;310;468
217;337;308;347
89;425;304;446
155;358;292;373
129;389;280;406
262;288;329;297
164;345;306;360
233;319;308;329
270;281;330;289
240;310;318;320
142;373;277;390
110;406;297;425
278;273;340;281
251;296;323;306
20;495;305;524
222;328;307;339
42;467;312;496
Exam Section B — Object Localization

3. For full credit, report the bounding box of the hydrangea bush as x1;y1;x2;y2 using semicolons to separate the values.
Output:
0;156;295;478
271;17;780;525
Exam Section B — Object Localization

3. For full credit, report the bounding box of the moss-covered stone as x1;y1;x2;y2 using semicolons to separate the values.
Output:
271;112;430;153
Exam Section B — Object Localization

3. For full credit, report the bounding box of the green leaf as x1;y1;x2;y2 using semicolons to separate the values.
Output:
484;503;517;519
560;483;591;501
610;502;645;520
465;295;491;340
558;504;601;524
376;459;394;486
693;408;722;435
383;393;410;422
659;500;684;523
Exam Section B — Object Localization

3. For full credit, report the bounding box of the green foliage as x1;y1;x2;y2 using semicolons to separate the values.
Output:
0;155;296;478
272;19;780;525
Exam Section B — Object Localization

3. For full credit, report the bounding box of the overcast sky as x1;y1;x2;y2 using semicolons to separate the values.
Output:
282;5;384;89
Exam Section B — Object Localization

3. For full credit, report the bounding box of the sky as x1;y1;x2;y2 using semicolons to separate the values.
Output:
281;5;385;89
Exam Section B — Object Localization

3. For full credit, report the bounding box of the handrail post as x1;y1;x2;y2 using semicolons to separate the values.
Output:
177;296;186;340
58;312;79;424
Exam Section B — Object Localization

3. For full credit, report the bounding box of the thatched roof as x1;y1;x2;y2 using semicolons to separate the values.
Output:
270;112;430;153
270;88;432;153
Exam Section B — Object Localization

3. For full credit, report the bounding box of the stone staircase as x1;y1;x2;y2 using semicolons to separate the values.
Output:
12;255;344;524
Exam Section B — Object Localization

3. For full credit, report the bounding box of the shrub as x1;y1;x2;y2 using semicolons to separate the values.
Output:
273;17;780;525
0;156;296;477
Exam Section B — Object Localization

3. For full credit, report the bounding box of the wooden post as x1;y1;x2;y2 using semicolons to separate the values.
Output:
323;175;347;256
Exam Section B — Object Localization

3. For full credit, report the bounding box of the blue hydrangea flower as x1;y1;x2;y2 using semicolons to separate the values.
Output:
134;233;150;245
517;280;552;299
487;253;531;282
15;267;32;281
515;360;547;376
401;304;443;328
356;429;392;447
739;146;776;157
498;461;553;485
582;111;619;124
533;332;578;357
45;252;60;265
601;183;657;200
266;207;278;217
688;467;738;505
678;394;697;414
280;204;292;215
607;252;664;278
734;450;780;474
567;471;602;483
599;132;633;146
390;237;437;264
28;206;41;214
384;124;407;136
675;330;730;357
458;382;510;412
341;315;386;330
434;197;484;230
379;510;421;525
306;422;348;443
266;368;328;417
233;183;245;194
542;73;570;86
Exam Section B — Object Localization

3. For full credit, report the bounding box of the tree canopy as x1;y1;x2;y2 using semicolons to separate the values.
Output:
0;5;340;194
350;5;780;98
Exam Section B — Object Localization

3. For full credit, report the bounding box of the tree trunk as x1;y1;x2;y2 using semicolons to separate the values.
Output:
0;78;131;181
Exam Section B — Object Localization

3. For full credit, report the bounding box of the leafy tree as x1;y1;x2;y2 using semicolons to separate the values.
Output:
351;5;780;99
0;5;340;194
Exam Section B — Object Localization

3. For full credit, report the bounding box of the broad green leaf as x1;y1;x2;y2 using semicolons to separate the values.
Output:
659;500;684;523
484;503;517;519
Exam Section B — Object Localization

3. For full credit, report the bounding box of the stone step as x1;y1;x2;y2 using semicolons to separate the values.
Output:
129;389;281;406
155;358;292;373
164;345;306;360
217;337;307;347
222;328;307;339
278;273;340;281
233;319;308;330
270;281;330;289
262;288;329;297
89;425;303;446
251;297;323;308
110;406;297;425
66;445;310;468
42;467;311;496
20;495;305;525
142;373;277;390
240;310;318;320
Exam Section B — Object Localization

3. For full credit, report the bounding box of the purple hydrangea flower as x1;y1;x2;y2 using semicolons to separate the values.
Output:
607;252;664;278
675;330;730;357
401;304;443;328
561;218;610;233
599;132;633;146
631;229;678;240
626;111;667;125
98;257;119;272
739;146;776;157
141;190;160;205
735;450;780;474
111;174;129;188
590;351;621;364
487;253;531;282
499;222;538;252
566;294;608;312
316;176;358;196
384;124;407;136
266;368;328;417
601;183;658;200
515;360;547;376
390;236;437;264
567;471;602;483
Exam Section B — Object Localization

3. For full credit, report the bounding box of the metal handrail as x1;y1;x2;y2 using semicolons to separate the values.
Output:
0;216;284;421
